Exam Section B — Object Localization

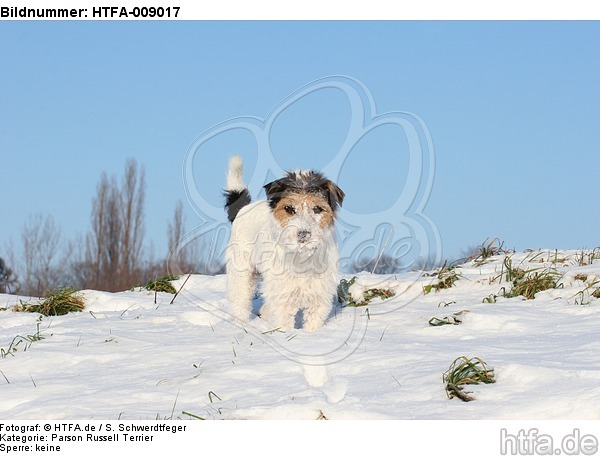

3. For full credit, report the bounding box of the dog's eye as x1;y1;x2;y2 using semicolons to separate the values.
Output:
284;205;296;215
313;206;324;214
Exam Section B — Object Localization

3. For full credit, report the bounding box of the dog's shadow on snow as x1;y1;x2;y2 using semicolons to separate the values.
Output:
251;293;264;318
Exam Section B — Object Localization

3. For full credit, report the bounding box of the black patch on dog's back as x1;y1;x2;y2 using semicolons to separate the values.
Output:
224;188;251;222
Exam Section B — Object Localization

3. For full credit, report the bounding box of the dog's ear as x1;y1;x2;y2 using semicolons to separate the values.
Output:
264;178;288;209
323;180;345;211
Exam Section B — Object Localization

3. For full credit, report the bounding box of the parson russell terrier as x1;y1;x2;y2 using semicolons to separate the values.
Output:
223;156;345;332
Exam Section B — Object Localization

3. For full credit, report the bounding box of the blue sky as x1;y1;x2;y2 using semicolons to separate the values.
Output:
1;21;599;265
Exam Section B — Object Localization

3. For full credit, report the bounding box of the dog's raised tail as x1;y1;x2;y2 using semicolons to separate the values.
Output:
224;155;251;222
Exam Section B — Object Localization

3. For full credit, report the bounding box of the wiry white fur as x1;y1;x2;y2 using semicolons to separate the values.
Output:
227;155;245;192
225;161;340;332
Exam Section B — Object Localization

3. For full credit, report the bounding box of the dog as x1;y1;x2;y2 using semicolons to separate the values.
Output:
224;156;345;332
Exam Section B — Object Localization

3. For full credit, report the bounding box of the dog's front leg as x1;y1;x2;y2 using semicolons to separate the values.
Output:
260;299;297;332
303;297;334;332
260;278;298;331
226;270;257;322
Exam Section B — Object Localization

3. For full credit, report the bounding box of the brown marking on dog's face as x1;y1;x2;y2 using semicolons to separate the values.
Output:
271;192;335;230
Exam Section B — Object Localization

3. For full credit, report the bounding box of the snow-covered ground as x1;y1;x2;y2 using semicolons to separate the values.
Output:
1;249;600;420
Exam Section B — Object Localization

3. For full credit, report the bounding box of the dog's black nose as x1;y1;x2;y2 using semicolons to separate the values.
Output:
298;230;312;243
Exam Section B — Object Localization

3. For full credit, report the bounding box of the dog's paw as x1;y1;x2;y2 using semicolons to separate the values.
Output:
229;307;251;323
303;320;323;333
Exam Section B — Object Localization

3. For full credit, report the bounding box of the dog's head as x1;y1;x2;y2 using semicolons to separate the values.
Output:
264;170;345;252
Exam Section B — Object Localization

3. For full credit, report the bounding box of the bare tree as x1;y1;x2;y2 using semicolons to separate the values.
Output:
0;257;18;294
0;240;20;294
59;235;91;290
20;214;62;296
167;200;185;259
86;172;115;289
167;200;187;273
119;159;145;277
85;159;146;291
166;200;202;274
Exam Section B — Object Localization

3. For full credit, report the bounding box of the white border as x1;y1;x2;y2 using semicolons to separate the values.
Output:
2;0;599;20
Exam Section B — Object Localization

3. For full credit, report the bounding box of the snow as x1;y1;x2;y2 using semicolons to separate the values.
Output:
1;249;600;420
